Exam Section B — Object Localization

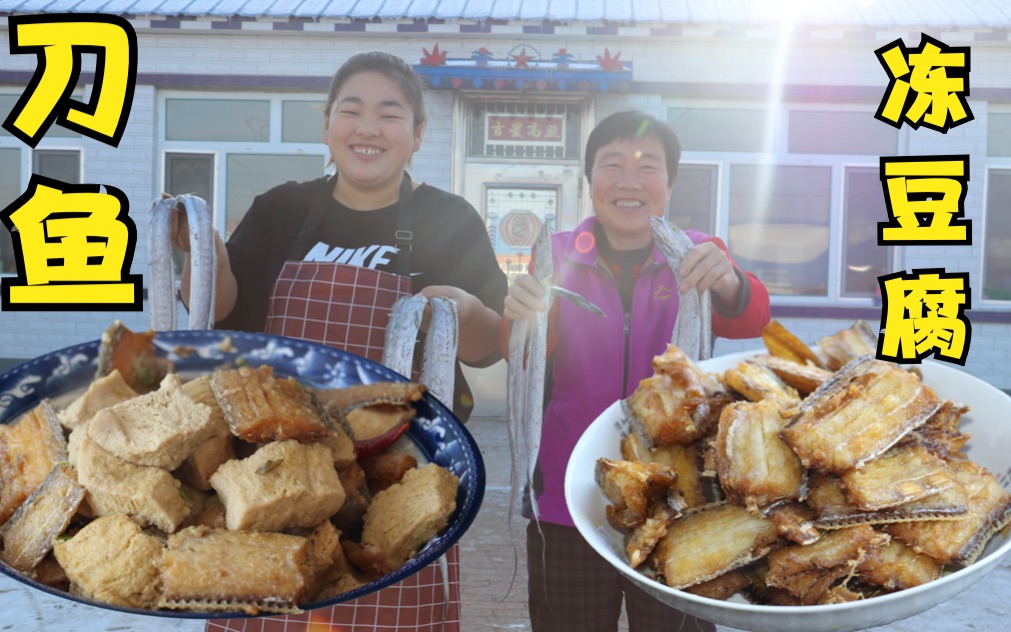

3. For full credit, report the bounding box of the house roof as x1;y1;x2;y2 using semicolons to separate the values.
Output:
1;0;1010;29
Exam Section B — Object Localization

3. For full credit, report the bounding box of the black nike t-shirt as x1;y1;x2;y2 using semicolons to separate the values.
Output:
219;176;507;335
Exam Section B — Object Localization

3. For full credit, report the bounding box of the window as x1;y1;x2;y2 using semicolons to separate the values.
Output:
729;165;831;297
667;163;717;234
225;154;324;235
0;148;19;274
33;149;81;184
984;169;1011;301
283;101;326;143
2;93;84;275
160;93;328;238
666;105;896;302
987;113;1011;157
842;167;891;298
166;99;270;142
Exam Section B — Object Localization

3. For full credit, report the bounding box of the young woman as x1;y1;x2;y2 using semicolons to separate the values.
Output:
177;51;507;632
502;110;771;632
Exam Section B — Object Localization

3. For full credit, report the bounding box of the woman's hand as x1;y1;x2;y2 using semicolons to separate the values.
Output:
415;285;501;364
677;242;742;308
503;274;547;321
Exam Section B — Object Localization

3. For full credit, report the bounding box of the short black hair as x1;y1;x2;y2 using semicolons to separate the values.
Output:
583;110;681;184
325;51;427;128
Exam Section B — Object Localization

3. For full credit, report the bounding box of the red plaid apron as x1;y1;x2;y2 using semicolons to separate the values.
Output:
207;174;462;632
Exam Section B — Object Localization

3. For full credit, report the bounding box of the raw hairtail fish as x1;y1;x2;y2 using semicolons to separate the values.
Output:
420;297;459;407
147;194;216;331
382;295;427;379
382;295;459;410
507;220;605;525
649;215;712;361
381;293;459;610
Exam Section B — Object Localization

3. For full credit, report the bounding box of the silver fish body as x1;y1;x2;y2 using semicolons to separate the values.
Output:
649;216;712;361
177;195;216;330
421;296;459;407
147;194;216;331
382;295;427;379
507;220;605;523
148;197;176;331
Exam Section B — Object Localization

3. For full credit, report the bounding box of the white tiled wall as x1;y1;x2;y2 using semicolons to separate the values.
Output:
2;23;1010;388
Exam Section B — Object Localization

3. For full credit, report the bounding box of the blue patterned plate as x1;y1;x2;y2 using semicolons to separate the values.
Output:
0;330;485;619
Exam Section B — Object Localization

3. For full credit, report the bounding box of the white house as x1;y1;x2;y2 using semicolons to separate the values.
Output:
2;0;1011;394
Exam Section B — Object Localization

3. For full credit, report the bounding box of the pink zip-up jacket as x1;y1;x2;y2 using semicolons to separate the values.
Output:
524;216;770;526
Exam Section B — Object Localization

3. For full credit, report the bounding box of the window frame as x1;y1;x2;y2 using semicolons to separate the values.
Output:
664;100;902;306
158;90;328;239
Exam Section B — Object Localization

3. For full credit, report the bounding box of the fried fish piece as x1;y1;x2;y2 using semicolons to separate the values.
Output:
816;320;878;371
316;382;427;416
652;503;780;589
620;431;721;509
898;400;971;460
761;320;826;368
765;524;889;605
595;458;678;530
763;500;821;546
624;351;726;449
716;399;806;512
750;354;833;398
808;471;967;529
780;357;941;473
625;500;682;568
685;568;751;601
840;444;959;511
723;361;800;408
857;539;942;591
96;321;171;393
0;400;68;525
159;526;313;614
210;365;334;443
0;463;85;572
886;460;1011;565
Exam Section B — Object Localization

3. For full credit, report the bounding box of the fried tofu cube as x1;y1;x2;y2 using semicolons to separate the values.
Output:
209;440;345;532
76;431;190;533
175;376;235;490
53;514;164;609
361;463;459;568
87;374;218;471
57;369;138;431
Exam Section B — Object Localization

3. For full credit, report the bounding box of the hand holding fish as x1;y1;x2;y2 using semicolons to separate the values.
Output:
677;241;743;313
415;285;502;364
503;274;547;320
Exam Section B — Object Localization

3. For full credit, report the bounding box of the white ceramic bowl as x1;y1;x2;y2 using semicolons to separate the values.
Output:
565;350;1011;632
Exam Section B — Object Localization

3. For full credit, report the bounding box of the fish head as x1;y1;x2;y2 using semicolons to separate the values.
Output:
649;215;690;265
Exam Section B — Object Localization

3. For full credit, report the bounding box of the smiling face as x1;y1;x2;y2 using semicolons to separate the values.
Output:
589;135;674;250
324;71;424;208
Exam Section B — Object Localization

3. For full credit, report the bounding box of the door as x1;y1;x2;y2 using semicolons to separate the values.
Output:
460;99;587;282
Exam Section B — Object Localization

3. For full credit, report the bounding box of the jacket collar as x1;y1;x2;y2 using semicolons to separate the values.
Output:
561;216;668;267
